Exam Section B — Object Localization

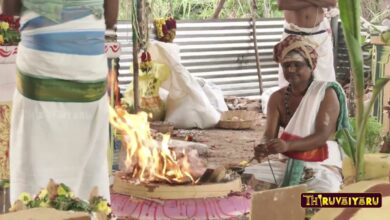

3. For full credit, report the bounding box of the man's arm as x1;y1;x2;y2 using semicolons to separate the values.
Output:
263;91;282;141
104;0;119;29
254;90;281;159
277;0;336;10
2;0;22;16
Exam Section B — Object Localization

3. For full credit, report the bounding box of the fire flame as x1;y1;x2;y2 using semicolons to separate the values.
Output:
109;106;195;184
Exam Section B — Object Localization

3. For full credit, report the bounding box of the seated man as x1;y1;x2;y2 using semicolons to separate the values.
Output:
246;35;349;192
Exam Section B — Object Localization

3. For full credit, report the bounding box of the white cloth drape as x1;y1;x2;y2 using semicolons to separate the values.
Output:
10;9;110;203
147;40;226;129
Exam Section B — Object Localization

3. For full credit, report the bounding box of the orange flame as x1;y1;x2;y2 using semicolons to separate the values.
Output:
109;106;195;184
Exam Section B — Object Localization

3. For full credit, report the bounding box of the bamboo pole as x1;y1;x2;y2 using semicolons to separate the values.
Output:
132;0;144;113
250;0;263;95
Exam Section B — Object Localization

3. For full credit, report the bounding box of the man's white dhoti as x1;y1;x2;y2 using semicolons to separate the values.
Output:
10;7;110;203
278;19;336;87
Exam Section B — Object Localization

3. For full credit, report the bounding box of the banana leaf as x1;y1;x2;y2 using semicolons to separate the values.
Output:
339;0;365;127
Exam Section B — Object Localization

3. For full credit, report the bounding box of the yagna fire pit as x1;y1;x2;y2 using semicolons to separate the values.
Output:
111;169;250;220
112;169;242;200
108;107;251;219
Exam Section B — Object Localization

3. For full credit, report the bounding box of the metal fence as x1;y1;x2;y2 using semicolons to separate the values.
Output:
116;18;362;98
116;18;284;98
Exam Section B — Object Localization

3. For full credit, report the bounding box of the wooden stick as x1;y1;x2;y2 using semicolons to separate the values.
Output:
250;0;263;95
132;0;142;113
247;156;256;164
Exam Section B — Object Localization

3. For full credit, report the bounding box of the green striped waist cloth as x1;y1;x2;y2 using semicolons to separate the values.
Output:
16;70;107;102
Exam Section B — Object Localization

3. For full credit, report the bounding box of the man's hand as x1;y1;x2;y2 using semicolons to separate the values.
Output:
266;139;289;154
254;143;269;162
254;139;290;161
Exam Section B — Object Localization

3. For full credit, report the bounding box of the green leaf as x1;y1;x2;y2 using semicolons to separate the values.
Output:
27;199;42;208
358;77;390;145
340;2;365;124
349;117;383;153
69;199;90;212
381;31;390;44
59;183;71;193
340;0;368;181
336;128;356;164
53;195;74;210
339;0;361;39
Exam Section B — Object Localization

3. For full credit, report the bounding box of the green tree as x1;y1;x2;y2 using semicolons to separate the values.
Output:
119;0;282;20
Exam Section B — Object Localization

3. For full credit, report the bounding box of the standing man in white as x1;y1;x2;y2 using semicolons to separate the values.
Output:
3;0;118;203
276;0;337;87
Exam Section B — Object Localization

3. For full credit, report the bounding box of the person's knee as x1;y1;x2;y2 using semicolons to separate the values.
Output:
307;170;342;192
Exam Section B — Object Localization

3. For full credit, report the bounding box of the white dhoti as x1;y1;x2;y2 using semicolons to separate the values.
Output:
278;19;336;87
10;9;110;203
245;157;342;192
10;92;110;202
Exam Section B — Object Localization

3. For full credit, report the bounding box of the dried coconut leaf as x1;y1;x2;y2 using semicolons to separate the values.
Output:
9;200;26;212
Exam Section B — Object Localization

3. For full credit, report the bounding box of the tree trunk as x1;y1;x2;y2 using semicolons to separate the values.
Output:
212;0;226;19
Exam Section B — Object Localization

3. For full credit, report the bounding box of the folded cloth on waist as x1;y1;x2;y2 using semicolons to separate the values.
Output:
22;0;104;23
284;29;327;36
16;70;107;102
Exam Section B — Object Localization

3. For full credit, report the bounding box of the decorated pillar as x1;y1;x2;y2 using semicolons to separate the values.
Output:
0;45;16;182
0;14;20;182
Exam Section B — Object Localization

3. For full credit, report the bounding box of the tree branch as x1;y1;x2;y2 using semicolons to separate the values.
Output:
212;0;226;19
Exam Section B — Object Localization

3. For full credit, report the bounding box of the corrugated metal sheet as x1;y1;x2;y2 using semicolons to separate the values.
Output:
116;18;284;98
334;21;370;81
117;18;367;98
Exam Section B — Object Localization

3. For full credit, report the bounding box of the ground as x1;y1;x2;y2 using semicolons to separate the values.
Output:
172;116;266;168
